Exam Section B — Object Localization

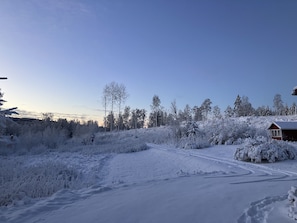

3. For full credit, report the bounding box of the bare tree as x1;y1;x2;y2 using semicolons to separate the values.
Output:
117;84;128;115
116;84;128;130
102;86;110;131
273;94;284;115
102;82;128;131
170;100;178;122
103;82;117;131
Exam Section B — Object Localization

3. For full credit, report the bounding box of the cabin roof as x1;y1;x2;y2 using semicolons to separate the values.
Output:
268;121;297;130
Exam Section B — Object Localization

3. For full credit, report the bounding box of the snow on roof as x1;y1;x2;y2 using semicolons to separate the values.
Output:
292;86;297;95
271;121;297;130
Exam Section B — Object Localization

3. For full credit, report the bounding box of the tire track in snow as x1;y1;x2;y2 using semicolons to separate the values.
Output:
150;144;297;187
149;144;296;223
192;152;297;184
158;145;297;183
149;144;267;178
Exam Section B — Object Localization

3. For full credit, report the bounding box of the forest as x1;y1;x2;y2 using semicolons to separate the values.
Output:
102;82;296;131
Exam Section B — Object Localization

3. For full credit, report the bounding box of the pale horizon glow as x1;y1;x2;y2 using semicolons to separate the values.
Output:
0;0;296;124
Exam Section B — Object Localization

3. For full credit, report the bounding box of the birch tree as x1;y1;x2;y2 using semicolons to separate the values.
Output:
150;95;161;127
102;82;128;131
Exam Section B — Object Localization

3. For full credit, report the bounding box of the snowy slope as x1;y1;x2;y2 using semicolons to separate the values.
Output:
1;144;297;223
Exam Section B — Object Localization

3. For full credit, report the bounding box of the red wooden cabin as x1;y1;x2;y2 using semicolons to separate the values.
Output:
268;121;297;141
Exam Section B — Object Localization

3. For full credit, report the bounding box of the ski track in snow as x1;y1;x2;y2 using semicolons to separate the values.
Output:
1;144;297;223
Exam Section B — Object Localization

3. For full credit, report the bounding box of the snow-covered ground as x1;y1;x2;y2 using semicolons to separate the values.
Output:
1;143;297;223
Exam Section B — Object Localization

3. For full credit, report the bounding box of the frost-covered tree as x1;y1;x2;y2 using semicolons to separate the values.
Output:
116;84;128;130
170;100;178;122
102;82;128;131
290;102;297;115
0;88;18;116
283;104;290;116
233;95;242;117
201;99;212;120
177;104;192;122
102;84;113;130
241;96;254;116
130;110;138;129
122;106;131;130
224;105;234;118
212;105;222;119
150;95;162;127
183;104;192;122
0;90;5;108
115;114;124;130
273;94;284;115
255;106;272;116
129;108;146;129
193;106;203;121
106;112;115;131
117;83;128;115
0;88;18;137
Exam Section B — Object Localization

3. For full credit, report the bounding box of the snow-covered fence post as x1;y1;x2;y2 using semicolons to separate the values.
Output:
288;186;297;220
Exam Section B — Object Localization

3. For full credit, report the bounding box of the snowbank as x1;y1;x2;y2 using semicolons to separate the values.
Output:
288;186;297;220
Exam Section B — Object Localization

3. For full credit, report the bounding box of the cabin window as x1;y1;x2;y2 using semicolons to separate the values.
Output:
271;129;281;137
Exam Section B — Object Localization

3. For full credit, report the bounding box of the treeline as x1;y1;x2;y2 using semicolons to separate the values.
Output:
103;91;297;131
0;114;100;149
13;115;99;138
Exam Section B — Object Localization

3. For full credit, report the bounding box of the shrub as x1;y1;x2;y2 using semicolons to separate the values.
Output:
0;159;81;206
171;122;210;149
234;139;297;163
204;119;262;145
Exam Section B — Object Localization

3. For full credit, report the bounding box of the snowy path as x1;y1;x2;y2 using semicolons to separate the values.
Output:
2;144;297;223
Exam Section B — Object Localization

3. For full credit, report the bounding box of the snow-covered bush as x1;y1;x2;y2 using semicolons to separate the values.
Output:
172;118;268;148
288;186;297;220
172;122;210;149
0;159;82;206
16;127;67;152
234;139;297;163
178;135;210;149
204;118;264;145
42;126;67;149
59;130;151;154
93;130;152;153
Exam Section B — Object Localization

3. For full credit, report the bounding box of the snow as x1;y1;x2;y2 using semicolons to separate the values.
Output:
1;117;297;222
272;121;297;130
1;145;297;222
288;186;297;220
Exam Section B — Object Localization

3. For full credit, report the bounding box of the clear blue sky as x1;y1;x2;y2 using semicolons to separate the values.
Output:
0;0;296;123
